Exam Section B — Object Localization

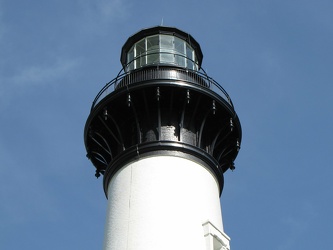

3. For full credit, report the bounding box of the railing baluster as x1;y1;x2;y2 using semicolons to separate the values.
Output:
91;66;234;111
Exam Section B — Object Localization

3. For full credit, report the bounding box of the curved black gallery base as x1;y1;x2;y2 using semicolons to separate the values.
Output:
84;66;241;194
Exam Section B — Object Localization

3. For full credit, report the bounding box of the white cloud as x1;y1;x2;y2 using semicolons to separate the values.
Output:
10;58;80;86
97;0;128;21
0;57;81;110
78;0;130;32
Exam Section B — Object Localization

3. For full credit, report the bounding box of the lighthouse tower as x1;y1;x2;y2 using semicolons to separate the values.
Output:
84;26;241;250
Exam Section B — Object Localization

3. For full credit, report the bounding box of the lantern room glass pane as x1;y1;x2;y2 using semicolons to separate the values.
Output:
186;44;194;70
160;53;174;63
136;39;146;56
160;35;174;64
147;35;159;64
174;37;185;67
174;37;185;54
125;34;198;71
127;47;134;71
147;35;159;51
175;55;185;67
135;39;146;68
160;35;173;49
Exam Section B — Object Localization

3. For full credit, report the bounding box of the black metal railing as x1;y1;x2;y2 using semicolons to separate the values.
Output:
91;66;234;111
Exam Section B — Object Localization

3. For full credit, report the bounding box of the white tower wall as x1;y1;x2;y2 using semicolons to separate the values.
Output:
103;155;230;250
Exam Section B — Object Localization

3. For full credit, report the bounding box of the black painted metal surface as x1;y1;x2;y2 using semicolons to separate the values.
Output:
84;26;242;194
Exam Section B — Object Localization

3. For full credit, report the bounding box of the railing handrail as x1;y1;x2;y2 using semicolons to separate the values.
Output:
91;66;234;112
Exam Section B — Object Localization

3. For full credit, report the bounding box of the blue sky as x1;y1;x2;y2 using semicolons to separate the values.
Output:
1;0;332;249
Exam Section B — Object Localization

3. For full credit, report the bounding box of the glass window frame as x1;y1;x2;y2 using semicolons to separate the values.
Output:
126;34;198;71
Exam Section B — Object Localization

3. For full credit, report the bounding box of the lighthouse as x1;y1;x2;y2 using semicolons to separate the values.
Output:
84;26;242;250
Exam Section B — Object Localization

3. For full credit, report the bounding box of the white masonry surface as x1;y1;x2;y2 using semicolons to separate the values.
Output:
103;154;230;250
